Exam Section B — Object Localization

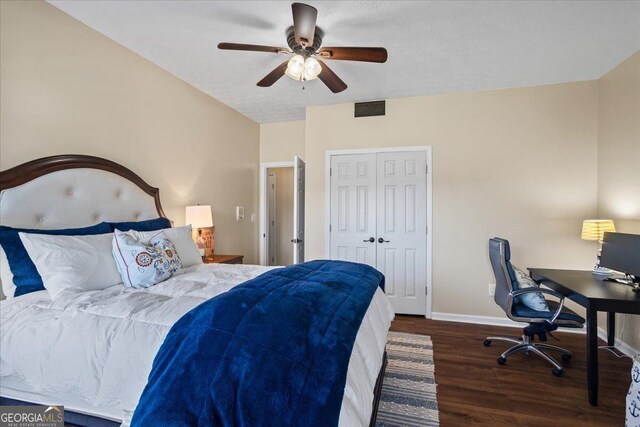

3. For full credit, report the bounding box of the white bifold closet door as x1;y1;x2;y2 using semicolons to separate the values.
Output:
329;151;428;315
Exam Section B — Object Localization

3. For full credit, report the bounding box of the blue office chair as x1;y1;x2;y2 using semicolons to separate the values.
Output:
484;238;585;376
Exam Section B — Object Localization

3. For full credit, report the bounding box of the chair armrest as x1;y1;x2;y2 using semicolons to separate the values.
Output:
509;287;565;323
510;287;564;300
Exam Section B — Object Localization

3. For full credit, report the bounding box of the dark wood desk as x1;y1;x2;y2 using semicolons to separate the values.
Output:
529;268;640;406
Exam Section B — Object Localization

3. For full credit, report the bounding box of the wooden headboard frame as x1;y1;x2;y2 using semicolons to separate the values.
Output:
0;154;167;218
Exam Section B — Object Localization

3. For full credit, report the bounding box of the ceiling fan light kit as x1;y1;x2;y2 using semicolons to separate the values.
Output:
218;2;387;93
285;55;321;81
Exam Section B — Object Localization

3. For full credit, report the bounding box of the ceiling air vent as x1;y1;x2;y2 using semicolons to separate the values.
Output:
354;101;385;118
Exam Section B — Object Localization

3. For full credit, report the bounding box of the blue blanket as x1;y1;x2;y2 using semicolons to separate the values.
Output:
131;260;384;427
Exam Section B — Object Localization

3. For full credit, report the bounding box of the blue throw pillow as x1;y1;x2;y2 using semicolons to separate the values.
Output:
108;217;171;232
0;222;111;297
513;266;550;312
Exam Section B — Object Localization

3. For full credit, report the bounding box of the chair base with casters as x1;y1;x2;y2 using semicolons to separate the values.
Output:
486;238;585;377
483;323;573;377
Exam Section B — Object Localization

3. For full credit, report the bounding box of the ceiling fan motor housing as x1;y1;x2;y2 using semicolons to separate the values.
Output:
286;26;324;56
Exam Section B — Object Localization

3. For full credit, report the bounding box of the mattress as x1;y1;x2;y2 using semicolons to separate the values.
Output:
0;263;394;426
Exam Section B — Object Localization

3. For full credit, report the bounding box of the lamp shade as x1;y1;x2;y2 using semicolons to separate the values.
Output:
581;219;616;241
185;205;213;229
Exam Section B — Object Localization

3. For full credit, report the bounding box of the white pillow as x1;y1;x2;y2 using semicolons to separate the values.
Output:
18;232;122;300
127;226;202;268
112;229;183;289
0;247;16;299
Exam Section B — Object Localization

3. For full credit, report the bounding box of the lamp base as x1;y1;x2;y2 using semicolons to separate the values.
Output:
592;266;614;275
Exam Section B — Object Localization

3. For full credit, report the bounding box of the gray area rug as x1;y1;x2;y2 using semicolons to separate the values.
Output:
376;332;440;427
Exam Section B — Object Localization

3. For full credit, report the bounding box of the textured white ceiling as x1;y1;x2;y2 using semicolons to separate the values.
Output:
49;1;640;123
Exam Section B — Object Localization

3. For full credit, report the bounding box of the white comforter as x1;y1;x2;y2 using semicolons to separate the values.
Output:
0;263;394;426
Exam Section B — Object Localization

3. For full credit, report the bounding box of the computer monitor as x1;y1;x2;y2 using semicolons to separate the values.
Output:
600;232;640;282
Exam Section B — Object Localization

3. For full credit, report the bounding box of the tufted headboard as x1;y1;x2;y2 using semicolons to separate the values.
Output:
0;155;167;229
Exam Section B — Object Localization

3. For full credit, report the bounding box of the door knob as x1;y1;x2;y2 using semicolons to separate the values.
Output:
378;237;390;243
291;238;303;244
363;237;375;243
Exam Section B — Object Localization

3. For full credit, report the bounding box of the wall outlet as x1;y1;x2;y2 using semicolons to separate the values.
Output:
488;283;496;297
236;206;245;221
250;213;256;222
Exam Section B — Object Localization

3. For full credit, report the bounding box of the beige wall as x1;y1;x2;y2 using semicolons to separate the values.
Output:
304;82;599;317
597;51;640;351
259;121;305;163
0;1;260;263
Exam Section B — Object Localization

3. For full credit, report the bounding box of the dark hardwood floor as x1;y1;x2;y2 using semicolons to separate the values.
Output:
390;315;632;426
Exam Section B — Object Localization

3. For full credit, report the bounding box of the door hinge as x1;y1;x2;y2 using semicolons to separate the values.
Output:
330;168;332;176
425;164;428;174
329;224;332;233
425;287;428;295
426;225;428;234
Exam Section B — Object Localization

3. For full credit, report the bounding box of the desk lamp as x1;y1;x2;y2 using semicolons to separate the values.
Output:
185;205;213;259
581;219;616;275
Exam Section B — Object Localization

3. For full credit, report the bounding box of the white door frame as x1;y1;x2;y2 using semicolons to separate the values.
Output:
259;161;294;266
325;146;433;318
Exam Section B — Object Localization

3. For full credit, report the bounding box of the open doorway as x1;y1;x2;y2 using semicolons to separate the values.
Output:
259;158;305;266
266;167;294;266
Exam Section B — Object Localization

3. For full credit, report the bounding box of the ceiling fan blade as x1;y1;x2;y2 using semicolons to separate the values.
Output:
257;61;289;87
318;61;347;93
218;42;288;54
291;3;317;47
317;47;388;63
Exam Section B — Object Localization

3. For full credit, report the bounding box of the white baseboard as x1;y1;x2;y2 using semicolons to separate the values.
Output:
596;328;640;358
431;312;521;328
430;312;583;334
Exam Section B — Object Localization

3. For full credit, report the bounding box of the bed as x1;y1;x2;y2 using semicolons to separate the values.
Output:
0;155;394;426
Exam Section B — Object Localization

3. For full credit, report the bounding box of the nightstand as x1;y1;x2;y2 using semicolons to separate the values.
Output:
204;254;244;264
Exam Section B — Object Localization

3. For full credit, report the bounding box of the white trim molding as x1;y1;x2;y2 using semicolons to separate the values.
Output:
596;329;640;358
431;312;586;334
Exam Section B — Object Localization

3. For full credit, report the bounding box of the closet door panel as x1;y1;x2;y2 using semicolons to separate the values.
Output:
329;154;377;268
376;151;428;315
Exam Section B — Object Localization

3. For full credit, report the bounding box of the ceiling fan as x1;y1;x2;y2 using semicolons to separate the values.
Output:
218;2;387;93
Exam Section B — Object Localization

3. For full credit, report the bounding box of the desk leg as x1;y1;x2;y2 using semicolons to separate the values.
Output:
587;306;599;406
607;312;616;347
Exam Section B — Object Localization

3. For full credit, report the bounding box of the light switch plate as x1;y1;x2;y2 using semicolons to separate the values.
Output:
488;283;496;297
236;206;245;221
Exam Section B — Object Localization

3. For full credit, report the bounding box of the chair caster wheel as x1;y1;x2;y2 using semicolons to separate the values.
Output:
497;357;506;365
483;339;492;347
552;368;563;377
562;353;572;362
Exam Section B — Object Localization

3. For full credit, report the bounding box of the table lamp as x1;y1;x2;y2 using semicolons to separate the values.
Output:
185;205;213;259
581;219;616;275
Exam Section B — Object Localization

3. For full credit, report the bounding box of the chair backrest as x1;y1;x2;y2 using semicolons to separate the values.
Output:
489;238;518;312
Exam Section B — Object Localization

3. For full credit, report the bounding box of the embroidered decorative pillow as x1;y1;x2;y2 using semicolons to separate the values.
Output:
126;226;203;268
513;266;550;312
112;229;183;289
